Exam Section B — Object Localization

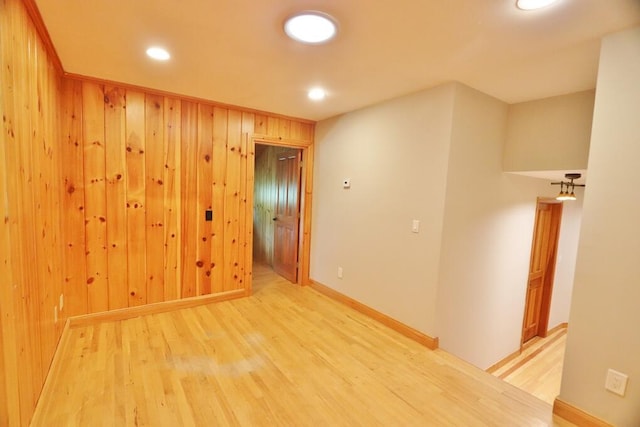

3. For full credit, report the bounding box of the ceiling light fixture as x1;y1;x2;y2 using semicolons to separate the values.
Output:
551;173;585;201
308;88;326;101
516;0;559;10
284;11;337;44
146;46;171;61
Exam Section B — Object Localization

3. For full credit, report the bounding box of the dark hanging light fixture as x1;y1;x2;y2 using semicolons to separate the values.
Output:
551;173;585;201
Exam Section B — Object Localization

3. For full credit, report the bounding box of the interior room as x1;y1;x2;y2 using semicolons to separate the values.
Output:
1;0;639;426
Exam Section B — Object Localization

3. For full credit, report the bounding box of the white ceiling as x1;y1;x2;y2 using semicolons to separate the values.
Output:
35;0;640;121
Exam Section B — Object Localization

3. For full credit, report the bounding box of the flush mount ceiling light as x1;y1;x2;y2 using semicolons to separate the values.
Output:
146;46;170;61
516;0;559;10
552;173;585;201
308;88;326;101
284;11;337;44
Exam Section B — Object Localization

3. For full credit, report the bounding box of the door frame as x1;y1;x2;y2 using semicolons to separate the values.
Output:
248;136;314;291
520;198;563;348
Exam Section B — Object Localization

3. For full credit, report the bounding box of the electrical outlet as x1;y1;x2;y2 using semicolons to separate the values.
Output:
59;293;64;311
605;369;628;396
337;267;343;279
54;306;58;324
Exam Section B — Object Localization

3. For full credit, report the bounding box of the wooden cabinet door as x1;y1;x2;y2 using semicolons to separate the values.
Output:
273;149;301;283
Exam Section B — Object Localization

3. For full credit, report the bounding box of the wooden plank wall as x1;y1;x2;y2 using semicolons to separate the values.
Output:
253;145;278;266
0;0;314;425
59;80;314;315
0;0;66;425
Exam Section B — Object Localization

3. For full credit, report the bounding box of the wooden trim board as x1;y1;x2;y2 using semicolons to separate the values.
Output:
486;322;568;374
546;322;568;336
310;280;439;350
68;289;245;328
486;347;522;374
553;398;613;427
252;137;314;287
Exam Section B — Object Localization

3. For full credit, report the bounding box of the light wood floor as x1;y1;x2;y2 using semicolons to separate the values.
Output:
33;266;574;426
491;327;567;405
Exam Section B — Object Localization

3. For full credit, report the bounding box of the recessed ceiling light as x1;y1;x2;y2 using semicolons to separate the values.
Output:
284;11;337;44
146;46;170;61
308;88;326;101
516;0;559;10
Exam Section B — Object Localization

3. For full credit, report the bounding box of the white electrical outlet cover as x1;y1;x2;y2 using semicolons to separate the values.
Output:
605;369;628;396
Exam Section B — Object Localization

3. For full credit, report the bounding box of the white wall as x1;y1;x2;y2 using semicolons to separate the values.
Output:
311;82;584;371
311;83;456;335
548;196;582;329
434;84;565;369
559;27;640;427
504;90;594;172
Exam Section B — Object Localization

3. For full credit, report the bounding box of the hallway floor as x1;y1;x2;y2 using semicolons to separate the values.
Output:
32;266;573;426
490;327;567;405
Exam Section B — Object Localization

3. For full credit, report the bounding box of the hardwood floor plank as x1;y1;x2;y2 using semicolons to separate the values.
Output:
33;266;573;426
491;327;567;405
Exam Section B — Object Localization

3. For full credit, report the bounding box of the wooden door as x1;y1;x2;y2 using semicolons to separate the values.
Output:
522;201;563;344
273;149;301;283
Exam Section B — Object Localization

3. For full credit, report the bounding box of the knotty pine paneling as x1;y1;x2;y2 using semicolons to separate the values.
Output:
180;101;198;298
58;80;313;313
0;0;66;425
104;86;129;310
163;98;182;301
196;104;214;295
1;1;315;424
83;81;109;313
254;113;314;142
253;145;278;266
125;90;147;306
211;107;228;293
61;79;88;317
224;110;243;291
145;94;166;303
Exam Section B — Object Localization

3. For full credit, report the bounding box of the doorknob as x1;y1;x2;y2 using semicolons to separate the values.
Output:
272;217;277;221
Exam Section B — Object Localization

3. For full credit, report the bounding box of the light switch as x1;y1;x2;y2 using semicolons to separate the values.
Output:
343;178;351;189
412;220;420;233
